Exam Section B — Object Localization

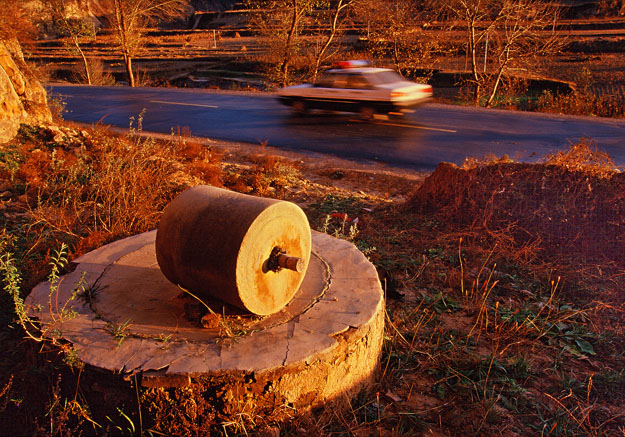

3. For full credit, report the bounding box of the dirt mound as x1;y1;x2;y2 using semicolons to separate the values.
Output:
405;146;625;268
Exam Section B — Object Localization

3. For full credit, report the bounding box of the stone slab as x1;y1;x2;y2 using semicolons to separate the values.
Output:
26;230;385;408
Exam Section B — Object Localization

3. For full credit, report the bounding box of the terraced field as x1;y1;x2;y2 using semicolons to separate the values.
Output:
26;15;625;108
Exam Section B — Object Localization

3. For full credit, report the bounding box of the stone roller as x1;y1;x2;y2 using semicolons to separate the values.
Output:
155;186;311;316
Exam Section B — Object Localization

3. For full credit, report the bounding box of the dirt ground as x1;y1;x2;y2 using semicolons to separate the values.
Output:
177;133;429;200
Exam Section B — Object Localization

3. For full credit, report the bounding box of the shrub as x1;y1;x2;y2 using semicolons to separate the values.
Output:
4;123;224;266
533;90;625;118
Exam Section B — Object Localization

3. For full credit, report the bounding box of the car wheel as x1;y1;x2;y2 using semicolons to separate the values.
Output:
360;106;375;121
292;100;308;115
388;112;407;121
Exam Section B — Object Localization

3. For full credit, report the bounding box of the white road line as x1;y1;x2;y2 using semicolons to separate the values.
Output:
151;100;219;109
394;123;457;133
351;119;457;133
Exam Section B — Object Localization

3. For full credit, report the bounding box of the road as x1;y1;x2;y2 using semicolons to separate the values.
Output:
50;85;625;170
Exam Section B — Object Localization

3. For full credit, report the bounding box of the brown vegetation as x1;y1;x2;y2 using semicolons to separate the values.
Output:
0;122;623;435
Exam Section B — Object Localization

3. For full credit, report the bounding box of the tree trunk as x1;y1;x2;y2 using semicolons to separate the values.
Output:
115;0;135;87
312;0;346;82
485;50;510;108
468;19;481;106
393;34;400;71
124;53;135;87
51;0;92;85
280;2;301;87
74;36;92;85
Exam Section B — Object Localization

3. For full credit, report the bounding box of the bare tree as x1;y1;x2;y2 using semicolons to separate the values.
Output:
44;0;95;85
102;0;191;87
353;0;439;77
309;0;359;82
447;0;561;107
247;0;316;87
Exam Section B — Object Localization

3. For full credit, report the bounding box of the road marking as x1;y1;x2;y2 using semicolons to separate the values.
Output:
351;119;457;133
390;123;457;133
151;100;219;109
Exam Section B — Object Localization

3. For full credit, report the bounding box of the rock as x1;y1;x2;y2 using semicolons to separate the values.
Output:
47;125;62;136
26;230;385;413
0;39;51;144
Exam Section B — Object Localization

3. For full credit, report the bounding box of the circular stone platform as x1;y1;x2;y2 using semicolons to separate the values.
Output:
26;230;384;408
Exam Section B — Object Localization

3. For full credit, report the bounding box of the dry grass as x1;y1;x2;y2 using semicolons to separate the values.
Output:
532;89;625;118
338;142;625;435
0;122;225;289
222;145;303;198
0;129;624;435
0;121;311;436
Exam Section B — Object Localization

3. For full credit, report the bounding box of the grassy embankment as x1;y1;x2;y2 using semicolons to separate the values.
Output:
0;120;623;435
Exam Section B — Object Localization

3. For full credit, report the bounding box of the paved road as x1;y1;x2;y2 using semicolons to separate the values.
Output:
50;85;625;171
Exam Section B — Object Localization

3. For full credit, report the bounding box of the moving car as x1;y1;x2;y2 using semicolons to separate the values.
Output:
277;60;432;119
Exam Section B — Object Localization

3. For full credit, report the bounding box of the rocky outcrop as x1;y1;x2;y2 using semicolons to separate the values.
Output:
0;38;51;143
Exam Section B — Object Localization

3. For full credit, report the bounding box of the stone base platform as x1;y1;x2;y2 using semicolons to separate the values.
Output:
26;230;384;409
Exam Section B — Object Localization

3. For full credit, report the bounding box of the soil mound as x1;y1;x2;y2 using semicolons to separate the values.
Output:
405;145;625;268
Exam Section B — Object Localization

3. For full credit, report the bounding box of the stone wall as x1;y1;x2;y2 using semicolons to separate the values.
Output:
0;39;51;144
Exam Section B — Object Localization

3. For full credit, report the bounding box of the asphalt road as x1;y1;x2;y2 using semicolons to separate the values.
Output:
50;85;625;170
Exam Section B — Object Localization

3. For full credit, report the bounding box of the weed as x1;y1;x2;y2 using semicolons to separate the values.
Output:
37;374;100;435
0;376;12;414
533;88;625;118
1;113;625;435
106;406;137;435
179;287;250;340
0;242;82;343
22;123;183;247
592;370;625;402
155;333;172;343
309;194;363;218
547;322;598;357
355;239;377;259
105;319;132;348
0;143;24;181
79;57;114;86
61;344;83;370
224;145;302;197
427;291;460;314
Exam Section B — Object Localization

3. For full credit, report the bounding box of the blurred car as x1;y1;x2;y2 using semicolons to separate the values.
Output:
277;60;432;119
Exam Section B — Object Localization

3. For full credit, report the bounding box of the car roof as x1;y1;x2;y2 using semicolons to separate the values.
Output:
325;67;393;74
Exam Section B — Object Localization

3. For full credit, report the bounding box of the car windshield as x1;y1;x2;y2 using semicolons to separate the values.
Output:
314;69;406;88
366;70;406;85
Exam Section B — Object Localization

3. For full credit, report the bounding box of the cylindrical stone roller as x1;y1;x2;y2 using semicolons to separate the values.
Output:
155;186;311;315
